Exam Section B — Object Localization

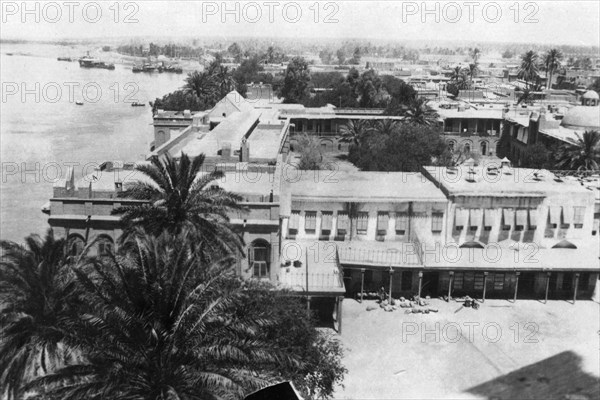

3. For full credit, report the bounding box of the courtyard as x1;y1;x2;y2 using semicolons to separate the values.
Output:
334;298;600;400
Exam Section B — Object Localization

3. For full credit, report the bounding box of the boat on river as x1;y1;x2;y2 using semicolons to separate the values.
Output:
78;55;115;70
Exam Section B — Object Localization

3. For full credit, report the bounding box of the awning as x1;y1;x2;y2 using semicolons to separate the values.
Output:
529;209;538;227
503;208;515;226
395;212;408;231
289;211;300;230
484;209;495;227
337;212;349;230
549;206;562;225
455;208;469;227
321;212;333;230
470;209;483;227
516;209;528;226
562;207;574;224
377;212;389;231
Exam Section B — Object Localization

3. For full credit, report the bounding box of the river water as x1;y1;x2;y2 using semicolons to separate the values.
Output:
1;43;186;242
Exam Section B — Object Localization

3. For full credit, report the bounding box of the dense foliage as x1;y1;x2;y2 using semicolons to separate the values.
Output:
347;121;449;172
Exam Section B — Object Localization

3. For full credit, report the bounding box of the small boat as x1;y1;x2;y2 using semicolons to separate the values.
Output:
75;101;84;106
6;52;14;56
57;57;72;62
132;65;143;73
131;102;145;107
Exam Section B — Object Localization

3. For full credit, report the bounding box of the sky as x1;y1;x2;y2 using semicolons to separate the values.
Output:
1;1;599;47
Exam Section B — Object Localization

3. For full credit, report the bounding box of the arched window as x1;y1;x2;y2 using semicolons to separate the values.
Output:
96;235;114;256
464;143;471;154
480;141;488;156
67;234;85;257
248;239;271;278
448;141;455;151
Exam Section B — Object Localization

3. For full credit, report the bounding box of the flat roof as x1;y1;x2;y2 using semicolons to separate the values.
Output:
423;166;594;197
436;108;504;120
287;171;447;202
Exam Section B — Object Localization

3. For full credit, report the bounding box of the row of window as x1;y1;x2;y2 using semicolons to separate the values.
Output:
289;211;444;237
67;235;113;257
454;207;587;233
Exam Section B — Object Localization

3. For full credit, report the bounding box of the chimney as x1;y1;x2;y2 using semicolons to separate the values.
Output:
240;138;250;162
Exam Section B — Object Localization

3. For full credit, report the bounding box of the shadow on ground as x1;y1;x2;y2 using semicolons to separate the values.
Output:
467;351;600;400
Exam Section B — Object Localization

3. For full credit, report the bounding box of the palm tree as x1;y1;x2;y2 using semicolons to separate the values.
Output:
339;119;374;146
467;63;479;85
555;130;600;171
450;66;469;90
518;50;540;87
214;64;237;98
184;70;217;102
0;230;79;399
112;152;245;255
469;47;481;63
543;49;563;90
401;98;440;126
29;232;296;400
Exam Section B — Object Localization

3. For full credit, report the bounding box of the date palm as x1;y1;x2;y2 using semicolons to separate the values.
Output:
450;66;469;90
401;98;440;126
28;232;296;400
518;50;540;88
184;70;217;103
555;130;600;171
467;63;479;85
543;49;563;90
339;119;374;146
0;230;79;399
112;152;245;255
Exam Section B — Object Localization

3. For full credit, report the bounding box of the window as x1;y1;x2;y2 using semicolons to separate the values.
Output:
356;212;369;235
337;212;349;237
580;273;590;290
250;241;270;279
573;207;585;229
493;274;504;290
97;236;114;256
321;212;333;236
396;212;408;235
304;211;317;233
68;235;85;257
483;209;495;231
432;213;443;233
289;210;300;233
502;209;514;231
474;273;485;290
377;212;389;236
453;273;464;290
515;209;527;231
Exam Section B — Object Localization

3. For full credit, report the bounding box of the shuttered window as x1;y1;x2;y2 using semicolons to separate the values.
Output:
515;209;528;231
573;207;585;228
377;212;389;234
396;212;408;235
356;212;369;235
321;212;333;231
484;209;495;231
432;212;443;233
337;212;349;234
493;273;504;290
502;209;514;230
289;211;300;230
304;211;317;232
528;209;538;229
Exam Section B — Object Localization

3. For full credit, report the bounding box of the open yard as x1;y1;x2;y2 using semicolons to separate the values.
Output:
334;298;600;400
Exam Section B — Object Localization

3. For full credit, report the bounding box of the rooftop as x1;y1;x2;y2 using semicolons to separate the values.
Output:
422;165;595;198
286;171;447;202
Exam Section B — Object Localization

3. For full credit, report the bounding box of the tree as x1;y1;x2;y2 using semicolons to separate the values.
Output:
336;48;346;65
29;232;302;400
319;49;333;65
388;98;439;126
184;70;218;102
112;152;245;255
450;66;469;90
278;57;311;104
150;90;205;114
295;134;324;170
555;130;600;171
467;63;479;85
0;230;79;399
228;42;242;63
469;47;481;63
518;50;540;87
543;49;563;89
521;142;553;169
588;78;600;96
348;123;449;172
339;119;374;147
501;49;514;59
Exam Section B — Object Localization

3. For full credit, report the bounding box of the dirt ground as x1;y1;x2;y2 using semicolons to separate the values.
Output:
334;298;600;400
